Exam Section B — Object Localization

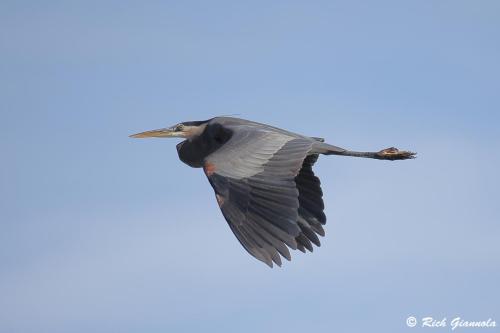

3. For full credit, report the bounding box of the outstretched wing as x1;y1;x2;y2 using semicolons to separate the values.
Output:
295;154;326;252
203;124;325;267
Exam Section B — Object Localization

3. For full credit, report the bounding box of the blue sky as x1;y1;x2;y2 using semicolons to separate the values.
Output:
1;1;499;332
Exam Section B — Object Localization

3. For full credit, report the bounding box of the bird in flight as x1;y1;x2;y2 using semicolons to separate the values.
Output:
130;117;415;267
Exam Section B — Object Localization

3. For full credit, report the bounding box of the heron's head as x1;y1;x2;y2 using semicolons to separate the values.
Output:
129;120;209;140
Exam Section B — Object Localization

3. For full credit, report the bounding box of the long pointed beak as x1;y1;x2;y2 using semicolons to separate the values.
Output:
129;128;181;138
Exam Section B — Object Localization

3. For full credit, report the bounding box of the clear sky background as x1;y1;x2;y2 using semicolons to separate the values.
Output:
1;1;499;332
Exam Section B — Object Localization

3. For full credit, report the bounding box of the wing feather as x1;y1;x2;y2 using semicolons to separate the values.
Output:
204;123;328;266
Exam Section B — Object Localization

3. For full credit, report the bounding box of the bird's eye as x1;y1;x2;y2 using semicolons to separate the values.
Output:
174;124;185;132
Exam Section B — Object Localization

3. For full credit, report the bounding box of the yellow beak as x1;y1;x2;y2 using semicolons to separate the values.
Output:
129;128;184;138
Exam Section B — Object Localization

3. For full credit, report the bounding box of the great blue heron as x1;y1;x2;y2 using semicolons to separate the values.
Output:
130;117;415;267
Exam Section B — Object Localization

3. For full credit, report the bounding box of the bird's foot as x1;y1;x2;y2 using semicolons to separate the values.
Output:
376;147;416;160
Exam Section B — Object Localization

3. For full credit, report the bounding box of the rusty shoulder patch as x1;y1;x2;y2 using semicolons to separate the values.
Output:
215;194;225;207
203;162;216;176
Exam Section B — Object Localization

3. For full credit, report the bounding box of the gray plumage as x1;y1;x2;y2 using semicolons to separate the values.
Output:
130;117;415;267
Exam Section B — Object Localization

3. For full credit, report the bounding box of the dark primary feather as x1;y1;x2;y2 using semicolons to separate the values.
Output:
202;118;328;267
295;154;326;250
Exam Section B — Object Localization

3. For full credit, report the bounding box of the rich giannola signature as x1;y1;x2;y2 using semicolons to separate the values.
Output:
406;316;496;330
